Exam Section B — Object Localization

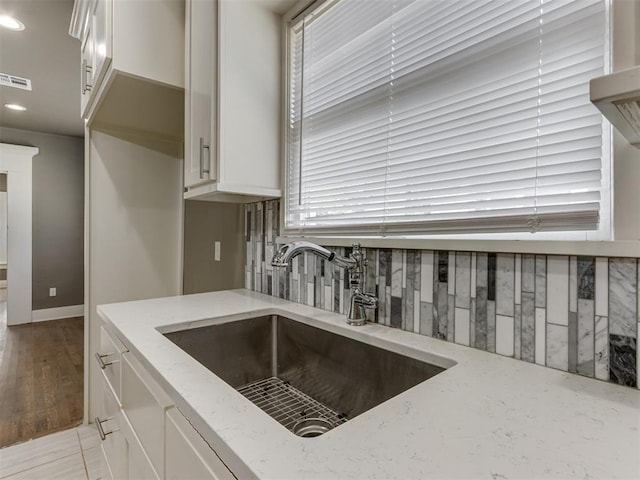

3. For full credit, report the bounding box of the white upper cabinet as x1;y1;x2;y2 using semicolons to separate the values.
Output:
70;0;185;145
184;0;216;188
91;0;110;88
184;0;282;202
109;0;184;89
78;0;111;118
80;21;94;117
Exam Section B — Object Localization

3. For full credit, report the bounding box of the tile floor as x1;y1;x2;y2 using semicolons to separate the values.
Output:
0;425;101;479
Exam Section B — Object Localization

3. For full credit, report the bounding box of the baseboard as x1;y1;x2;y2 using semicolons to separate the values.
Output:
32;304;84;322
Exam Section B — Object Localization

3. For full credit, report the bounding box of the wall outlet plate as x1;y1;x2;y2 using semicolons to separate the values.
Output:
49;287;56;297
214;241;221;262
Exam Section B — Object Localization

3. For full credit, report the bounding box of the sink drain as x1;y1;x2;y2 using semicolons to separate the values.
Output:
292;418;335;437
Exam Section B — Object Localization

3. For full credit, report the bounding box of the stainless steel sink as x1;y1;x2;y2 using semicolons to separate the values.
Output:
164;315;447;437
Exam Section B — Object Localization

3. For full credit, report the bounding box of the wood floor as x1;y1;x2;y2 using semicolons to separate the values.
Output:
0;297;84;448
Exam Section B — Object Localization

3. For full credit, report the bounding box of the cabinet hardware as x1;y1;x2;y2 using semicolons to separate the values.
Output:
199;137;211;179
82;59;93;94
95;352;116;369
95;416;113;441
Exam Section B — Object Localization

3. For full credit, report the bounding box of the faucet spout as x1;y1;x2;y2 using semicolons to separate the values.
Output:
271;241;356;269
271;241;377;326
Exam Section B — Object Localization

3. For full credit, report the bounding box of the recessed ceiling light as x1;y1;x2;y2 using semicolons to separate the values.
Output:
4;103;27;111
0;14;25;31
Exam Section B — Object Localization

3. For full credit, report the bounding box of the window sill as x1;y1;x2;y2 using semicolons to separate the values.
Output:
276;236;640;258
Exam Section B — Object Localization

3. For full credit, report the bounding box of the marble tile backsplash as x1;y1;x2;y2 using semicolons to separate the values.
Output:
245;200;639;390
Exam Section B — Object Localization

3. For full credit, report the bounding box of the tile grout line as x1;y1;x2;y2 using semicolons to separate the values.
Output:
0;451;81;480
76;429;90;480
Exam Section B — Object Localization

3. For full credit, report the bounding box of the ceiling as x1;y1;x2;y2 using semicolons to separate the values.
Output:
0;0;83;138
0;0;299;139
265;0;300;14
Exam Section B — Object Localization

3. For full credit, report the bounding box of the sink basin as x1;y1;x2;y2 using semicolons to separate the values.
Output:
164;315;448;437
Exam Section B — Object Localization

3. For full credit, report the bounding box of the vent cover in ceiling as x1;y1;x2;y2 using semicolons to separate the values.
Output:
0;73;32;91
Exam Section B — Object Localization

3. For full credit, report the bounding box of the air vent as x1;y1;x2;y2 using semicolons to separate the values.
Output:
0;73;32;91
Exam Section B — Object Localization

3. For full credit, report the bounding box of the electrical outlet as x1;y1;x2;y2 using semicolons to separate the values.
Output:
214;241;221;261
49;287;56;297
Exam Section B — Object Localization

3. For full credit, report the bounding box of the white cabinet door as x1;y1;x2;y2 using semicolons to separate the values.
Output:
98;376;128;480
121;352;173;478
91;0;111;89
166;409;235;480
183;0;282;201
98;325;126;403
185;0;216;188
217;0;281;193
99;354;164;480
80;0;111;120
80;26;94;118
119;408;161;480
126;429;160;480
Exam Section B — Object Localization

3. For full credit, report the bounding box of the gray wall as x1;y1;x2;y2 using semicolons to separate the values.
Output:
0;174;5;281
0;127;84;310
183;201;244;294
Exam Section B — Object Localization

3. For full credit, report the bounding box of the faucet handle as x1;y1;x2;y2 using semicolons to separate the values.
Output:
350;243;367;267
272;244;290;267
356;293;378;309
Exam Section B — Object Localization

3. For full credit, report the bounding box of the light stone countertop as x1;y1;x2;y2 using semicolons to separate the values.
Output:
97;289;640;480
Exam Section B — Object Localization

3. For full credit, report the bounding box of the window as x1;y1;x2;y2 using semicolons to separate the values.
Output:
285;0;610;237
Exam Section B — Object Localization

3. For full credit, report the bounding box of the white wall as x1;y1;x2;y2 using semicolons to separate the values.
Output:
87;129;183;421
0;127;85;310
0;193;6;265
612;0;640;240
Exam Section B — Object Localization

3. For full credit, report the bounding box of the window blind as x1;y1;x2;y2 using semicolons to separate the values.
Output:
286;0;609;234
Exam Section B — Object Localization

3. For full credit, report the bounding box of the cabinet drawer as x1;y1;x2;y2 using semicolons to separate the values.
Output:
98;375;127;480
97;326;127;402
100;370;161;480
166;408;235;480
121;412;161;480
100;444;113;480
121;352;173;478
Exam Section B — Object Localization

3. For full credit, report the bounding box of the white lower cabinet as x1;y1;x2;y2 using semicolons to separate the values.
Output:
166;408;235;480
99;375;127;480
97;326;127;401
96;331;234;479
121;352;173;478
99;370;160;480
123;415;161;480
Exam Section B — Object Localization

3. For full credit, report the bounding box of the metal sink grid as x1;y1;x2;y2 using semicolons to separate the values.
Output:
237;376;348;434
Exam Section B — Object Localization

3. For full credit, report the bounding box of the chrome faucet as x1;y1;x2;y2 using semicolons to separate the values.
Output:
272;241;378;326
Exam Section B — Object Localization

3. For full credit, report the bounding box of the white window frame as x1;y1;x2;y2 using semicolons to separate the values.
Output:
280;0;614;243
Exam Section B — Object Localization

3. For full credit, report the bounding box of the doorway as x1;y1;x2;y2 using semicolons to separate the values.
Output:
0;174;7;295
0;143;37;325
0;143;84;448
